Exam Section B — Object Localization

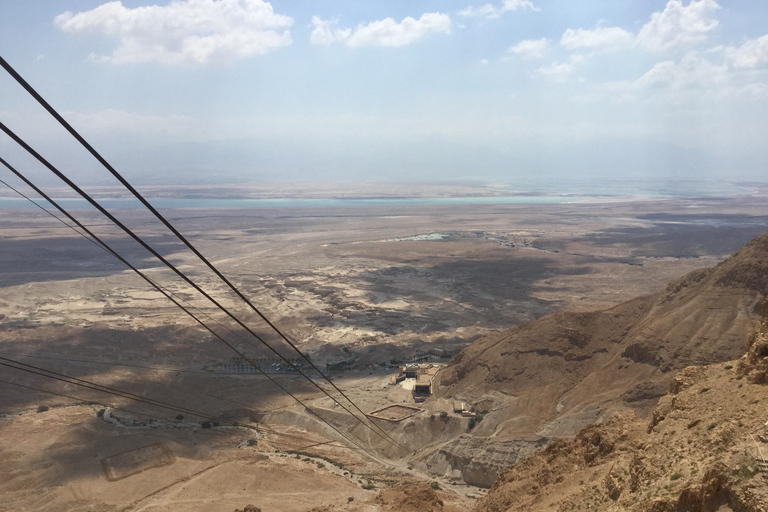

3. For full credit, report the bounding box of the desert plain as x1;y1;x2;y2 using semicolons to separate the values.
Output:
1;188;767;511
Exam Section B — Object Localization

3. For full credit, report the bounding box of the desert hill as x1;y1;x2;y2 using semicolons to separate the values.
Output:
424;232;768;486
263;256;768;511
471;298;768;512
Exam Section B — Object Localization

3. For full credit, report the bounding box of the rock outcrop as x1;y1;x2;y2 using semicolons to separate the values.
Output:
472;298;768;512
437;232;768;443
418;435;548;487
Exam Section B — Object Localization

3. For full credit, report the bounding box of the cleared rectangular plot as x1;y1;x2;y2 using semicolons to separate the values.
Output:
368;404;421;422
101;443;175;481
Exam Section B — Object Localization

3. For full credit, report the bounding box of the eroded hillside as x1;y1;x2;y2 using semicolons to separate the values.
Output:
428;232;768;486
472;298;768;512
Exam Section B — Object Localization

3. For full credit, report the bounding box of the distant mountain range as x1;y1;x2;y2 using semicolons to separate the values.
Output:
4;134;763;189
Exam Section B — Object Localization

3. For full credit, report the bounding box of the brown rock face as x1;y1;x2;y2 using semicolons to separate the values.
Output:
737;299;768;384
472;298;768;512
234;506;261;512
374;483;444;512
438;232;768;443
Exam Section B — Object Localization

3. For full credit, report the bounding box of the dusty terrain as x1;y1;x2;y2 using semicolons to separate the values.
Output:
430;230;768;487
473;298;768;512
1;192;767;511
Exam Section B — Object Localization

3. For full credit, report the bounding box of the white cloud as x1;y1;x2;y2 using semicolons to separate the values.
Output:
725;34;768;69
309;13;451;47
54;0;293;66
636;53;726;89
536;54;585;81
508;38;549;59
560;26;634;52
605;51;728;97
599;43;768;104
309;17;351;45
739;82;768;99
501;0;538;11
636;0;719;52
458;0;539;19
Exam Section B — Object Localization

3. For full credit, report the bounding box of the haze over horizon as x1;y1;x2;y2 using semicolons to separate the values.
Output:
1;0;768;190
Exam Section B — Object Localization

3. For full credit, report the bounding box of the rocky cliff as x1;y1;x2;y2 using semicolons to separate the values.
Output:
421;232;768;487
473;298;768;511
438;232;768;437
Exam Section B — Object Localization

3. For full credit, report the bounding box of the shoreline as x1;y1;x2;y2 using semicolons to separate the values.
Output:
1;189;766;210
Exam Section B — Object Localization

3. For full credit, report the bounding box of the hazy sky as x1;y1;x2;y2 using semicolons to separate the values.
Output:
1;1;768;187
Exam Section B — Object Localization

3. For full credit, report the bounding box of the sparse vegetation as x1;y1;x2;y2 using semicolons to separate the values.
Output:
740;456;758;478
4;174;768;512
37;405;49;413
469;412;485;430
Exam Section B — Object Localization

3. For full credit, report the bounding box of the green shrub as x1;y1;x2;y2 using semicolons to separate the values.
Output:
37;405;49;413
670;473;682;481
740;456;758;478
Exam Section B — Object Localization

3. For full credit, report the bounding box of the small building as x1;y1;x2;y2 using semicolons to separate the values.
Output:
390;373;406;385
412;364;441;401
402;363;420;379
414;374;433;395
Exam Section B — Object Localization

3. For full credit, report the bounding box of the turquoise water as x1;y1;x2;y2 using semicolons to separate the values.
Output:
0;195;579;210
0;180;761;210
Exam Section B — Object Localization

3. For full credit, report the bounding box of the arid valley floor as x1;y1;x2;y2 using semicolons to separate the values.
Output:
1;190;767;511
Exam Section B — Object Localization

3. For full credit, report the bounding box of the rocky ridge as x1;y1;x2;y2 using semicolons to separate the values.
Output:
472;298;768;512
423;233;768;486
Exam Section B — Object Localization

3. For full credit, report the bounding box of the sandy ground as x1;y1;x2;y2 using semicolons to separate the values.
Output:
1;194;767;510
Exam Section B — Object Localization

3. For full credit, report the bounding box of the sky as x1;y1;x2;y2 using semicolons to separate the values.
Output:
1;0;768;189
